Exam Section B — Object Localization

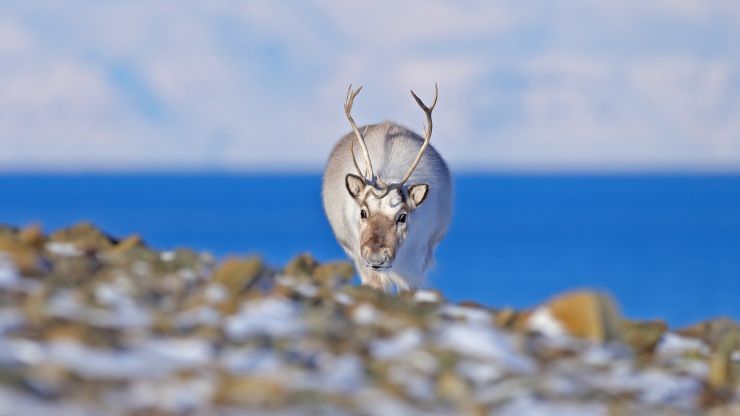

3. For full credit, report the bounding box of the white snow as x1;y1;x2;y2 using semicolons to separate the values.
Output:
370;328;423;360
131;261;152;276
44;242;83;257
0;309;24;335
159;251;176;262
438;304;492;325
352;303;379;325
527;306;567;338
0;254;20;285
456;360;504;385
47;339;212;379
294;282;319;298
0;338;45;365
225;297;304;340
94;282;130;307
388;365;436;401
0;387;101;416
334;292;354;306
435;322;535;373
177;268;199;282
175;306;221;328
656;333;710;357
311;354;365;393
142;338;213;366
48;289;152;329
221;347;284;374
413;290;440;303
127;376;215;413
204;283;228;303
589;364;701;409
499;395;608;416
581;344;631;367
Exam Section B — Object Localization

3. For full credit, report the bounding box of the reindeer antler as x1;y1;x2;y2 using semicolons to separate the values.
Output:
345;85;374;181
343;84;438;199
398;83;438;186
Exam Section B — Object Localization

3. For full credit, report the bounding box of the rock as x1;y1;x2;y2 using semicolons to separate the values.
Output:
528;290;622;342
495;308;531;330
0;225;18;239
105;234;145;256
212;257;263;294
678;318;740;350
621;320;667;355
214;375;285;406
0;231;45;276
48;222;115;252
708;330;738;390
284;252;319;277
436;371;472;404
312;261;354;285
0;222;736;415
18;224;44;247
23;364;69;399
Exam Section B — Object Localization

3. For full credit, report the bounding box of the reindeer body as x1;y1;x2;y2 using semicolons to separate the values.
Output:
322;121;452;290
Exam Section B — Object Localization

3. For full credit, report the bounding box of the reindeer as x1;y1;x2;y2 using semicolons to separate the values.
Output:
322;85;453;292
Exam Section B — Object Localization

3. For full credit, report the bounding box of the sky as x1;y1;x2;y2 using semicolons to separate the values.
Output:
1;1;739;172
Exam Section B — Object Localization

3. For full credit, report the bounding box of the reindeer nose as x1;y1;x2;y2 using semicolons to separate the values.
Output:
363;248;392;268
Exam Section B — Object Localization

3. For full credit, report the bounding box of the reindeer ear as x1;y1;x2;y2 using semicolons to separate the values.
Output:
408;184;429;207
345;174;365;199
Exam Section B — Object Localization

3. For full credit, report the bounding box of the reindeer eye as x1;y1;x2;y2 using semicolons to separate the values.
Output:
397;213;407;224
360;209;367;219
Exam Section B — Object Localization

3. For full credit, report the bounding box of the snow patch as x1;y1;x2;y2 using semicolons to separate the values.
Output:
371;328;423;360
203;283;228;303
656;333;710;357
334;292;353;306
352;303;379;325
435;322;535;373
159;251;176;262
414;290;440;303
0;254;20;285
45;242;83;257
438;304;492;325
225;297;304;340
527;306;567;338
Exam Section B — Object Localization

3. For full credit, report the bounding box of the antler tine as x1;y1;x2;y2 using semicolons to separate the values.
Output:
349;141;363;177
398;83;438;186
344;84;374;181
349;127;369;178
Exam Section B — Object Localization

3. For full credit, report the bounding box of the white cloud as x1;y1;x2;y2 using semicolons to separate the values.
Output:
0;1;738;171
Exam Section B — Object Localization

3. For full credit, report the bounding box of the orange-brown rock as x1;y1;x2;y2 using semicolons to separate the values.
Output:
105;234;144;256
49;222;114;252
621;319;668;354
18;224;44;247
212;257;263;294
677;318;739;350
0;232;45;276
531;290;622;342
214;375;285;406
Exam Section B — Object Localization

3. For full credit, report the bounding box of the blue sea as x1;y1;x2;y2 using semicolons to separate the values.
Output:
1;173;738;327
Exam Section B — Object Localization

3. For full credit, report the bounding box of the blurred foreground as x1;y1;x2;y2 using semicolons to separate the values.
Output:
0;223;738;415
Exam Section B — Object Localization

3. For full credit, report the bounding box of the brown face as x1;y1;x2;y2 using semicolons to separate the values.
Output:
359;209;401;269
345;174;429;270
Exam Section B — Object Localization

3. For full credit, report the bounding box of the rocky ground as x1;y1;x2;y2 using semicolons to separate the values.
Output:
0;222;738;415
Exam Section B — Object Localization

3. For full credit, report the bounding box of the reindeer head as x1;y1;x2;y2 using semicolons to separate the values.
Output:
343;84;437;270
